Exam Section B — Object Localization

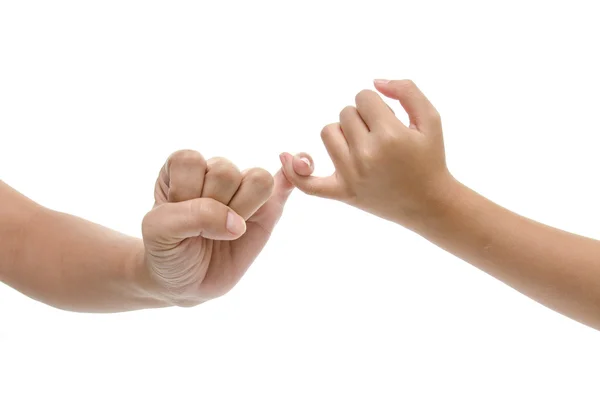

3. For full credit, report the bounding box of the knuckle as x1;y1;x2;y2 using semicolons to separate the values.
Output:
196;197;219;216
209;158;242;183
217;166;241;183
380;132;400;147
355;89;375;104
187;199;225;235
188;198;222;230
245;168;274;192
339;105;356;120
360;150;375;164
184;200;201;228
398;79;416;89
357;146;378;166
320;123;338;140
429;108;442;124
169;149;206;170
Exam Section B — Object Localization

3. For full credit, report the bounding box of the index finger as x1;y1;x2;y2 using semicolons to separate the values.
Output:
164;150;207;203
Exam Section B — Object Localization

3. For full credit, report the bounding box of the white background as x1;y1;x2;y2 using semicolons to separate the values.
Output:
1;1;599;396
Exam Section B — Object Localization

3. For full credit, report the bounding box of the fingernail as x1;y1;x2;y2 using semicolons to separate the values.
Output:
374;79;390;84
299;157;311;167
226;211;246;235
279;153;287;165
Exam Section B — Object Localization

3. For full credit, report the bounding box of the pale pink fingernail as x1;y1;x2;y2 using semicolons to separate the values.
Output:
300;157;311;167
374;79;390;84
226;211;246;235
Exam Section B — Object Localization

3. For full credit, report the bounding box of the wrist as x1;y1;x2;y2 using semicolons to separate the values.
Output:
408;172;470;236
127;241;174;308
134;245;208;308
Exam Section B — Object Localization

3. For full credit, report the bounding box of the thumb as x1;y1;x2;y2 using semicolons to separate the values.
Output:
142;198;247;245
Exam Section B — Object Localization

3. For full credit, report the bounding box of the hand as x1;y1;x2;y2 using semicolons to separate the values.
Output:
279;79;457;230
141;150;300;306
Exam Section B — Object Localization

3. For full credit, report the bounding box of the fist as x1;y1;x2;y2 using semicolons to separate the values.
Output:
280;79;456;230
142;150;295;306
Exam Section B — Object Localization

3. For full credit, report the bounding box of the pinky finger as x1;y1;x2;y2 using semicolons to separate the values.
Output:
290;152;314;177
279;152;345;200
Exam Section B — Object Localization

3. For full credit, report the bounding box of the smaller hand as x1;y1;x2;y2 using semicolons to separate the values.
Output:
280;79;456;230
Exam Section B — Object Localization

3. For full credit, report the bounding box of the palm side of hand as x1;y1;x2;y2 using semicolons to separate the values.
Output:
142;150;295;305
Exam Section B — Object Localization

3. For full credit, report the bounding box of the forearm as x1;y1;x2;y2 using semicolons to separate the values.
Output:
0;182;169;312
418;179;600;329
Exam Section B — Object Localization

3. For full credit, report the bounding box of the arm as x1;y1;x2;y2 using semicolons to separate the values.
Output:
0;180;165;312
280;79;600;330
1;150;295;313
420;179;600;329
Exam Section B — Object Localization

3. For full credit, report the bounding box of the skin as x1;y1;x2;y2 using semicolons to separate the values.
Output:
280;79;600;331
0;150;310;312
